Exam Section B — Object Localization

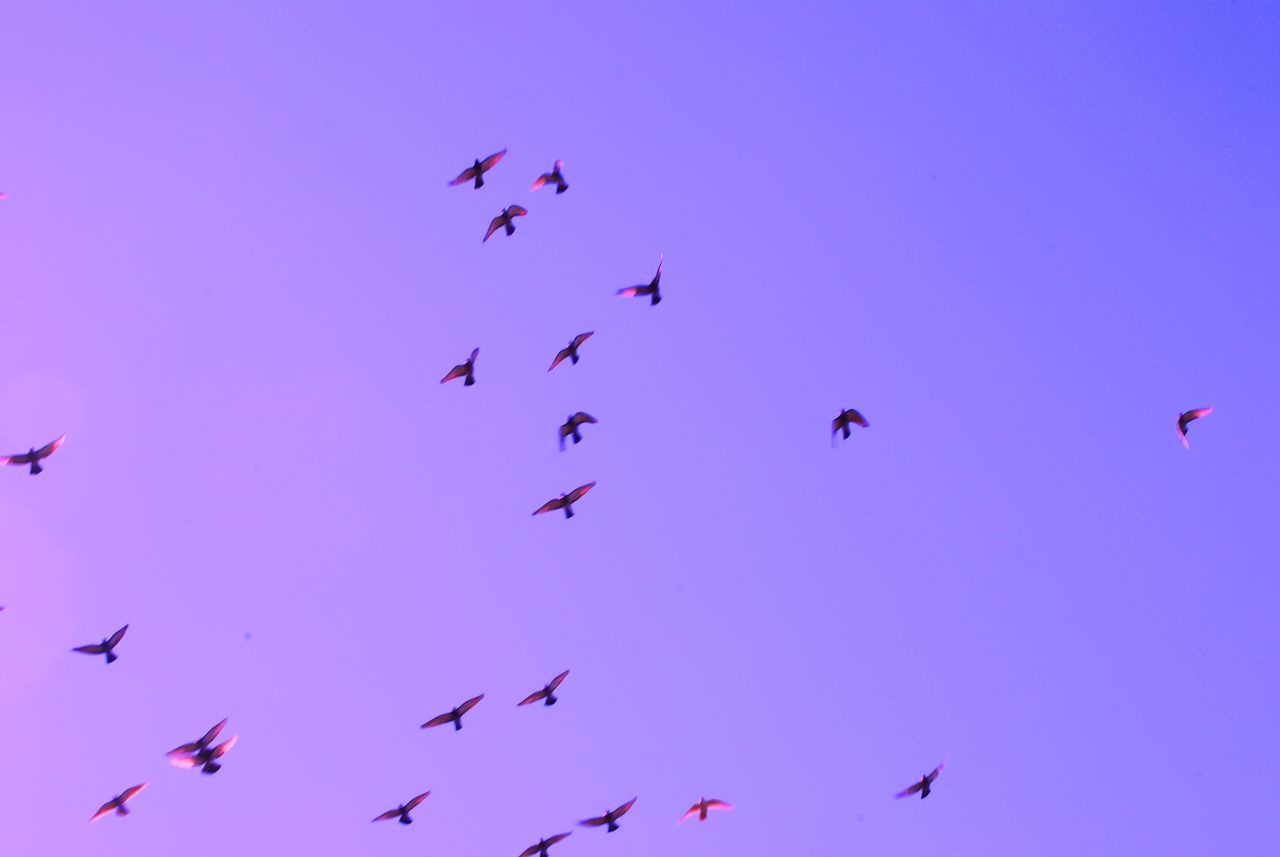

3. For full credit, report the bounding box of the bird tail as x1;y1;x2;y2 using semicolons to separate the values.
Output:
29;460;43;476
651;293;662;306
564;505;575;519
842;424;851;439
505;222;515;236
203;761;222;774
453;717;463;731
557;182;568;194
570;353;579;364
474;175;484;189
117;804;130;817
607;821;619;833
105;651;118;664
464;374;475;387
572;431;581;444
399;815;413;825
545;693;557;706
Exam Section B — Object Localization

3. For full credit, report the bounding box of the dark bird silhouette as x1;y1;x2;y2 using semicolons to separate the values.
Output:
441;348;480;386
448;149;506;189
169;734;238;774
558;413;597;451
372;791;431;825
618;257;663;305
518;670;570;707
519;832;572;857
484;205;528;241
581;797;636;833
832;408;869;445
548;332;594;372
1;434;66;475
895;762;945;799
166;718;227;758
679;797;732;823
90;783;147;822
533;482;596;519
421;694;484;731
531;160;569;194
1177;407;1213;449
73;625;128;664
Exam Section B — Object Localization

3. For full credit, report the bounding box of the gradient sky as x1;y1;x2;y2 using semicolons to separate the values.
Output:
2;2;1279;855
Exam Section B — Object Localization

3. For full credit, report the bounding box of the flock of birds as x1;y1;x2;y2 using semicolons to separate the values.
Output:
0;152;1218;842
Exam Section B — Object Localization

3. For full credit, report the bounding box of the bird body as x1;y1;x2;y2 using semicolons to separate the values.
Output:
448;149;506;189
485;205;529;241
1;434;66;475
422;694;484;731
533;482;596;518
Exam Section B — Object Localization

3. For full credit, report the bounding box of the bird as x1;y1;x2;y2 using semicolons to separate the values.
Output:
533;482;596;519
679;797;732;823
531;160;569;194
1;434;66;475
169;735;238;775
580;797;636;833
166;718;227;758
421;694;484;731
90;783;148;822
441;348;480;386
1176;407;1213;449
519;832;572;857
484;205;528;241
895;762;945;800
558;413;598;451
832;408;869;445
618;257;663;305
448;149;506;189
518;670;570;707
372;791;431;825
549;332;594;372
73;625;128;664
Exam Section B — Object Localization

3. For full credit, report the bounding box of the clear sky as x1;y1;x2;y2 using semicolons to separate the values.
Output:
2;2;1278;855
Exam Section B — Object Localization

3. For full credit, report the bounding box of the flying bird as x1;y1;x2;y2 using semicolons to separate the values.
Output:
484;205;528;241
533;482;596;519
679;797;732;823
519;832;572;857
372;791;431;825
895;762;945;800
1;434;66;475
832;408;869;445
73;625;128;664
90;784;148;822
531;160;569;194
1176;407;1213;449
518;670;570;707
421;694;484;731
448;149;506;189
558;413;598;451
169;735;238;774
548;332;594;372
441;348;479;386
166;718;227;758
618;257;663;305
580;797;636;833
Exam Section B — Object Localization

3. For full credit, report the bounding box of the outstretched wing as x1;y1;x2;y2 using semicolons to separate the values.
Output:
106;625;128;649
651;256;664;288
546;669;570;692
404;791;431;812
544;832;572;846
894;780;924;799
456;694;484;716
549;347;572;372
533;498;565;515
507;204;528;217
518;846;541;857
90;799;119;822
484;214;505;242
565;482;596;503
570;332;593;349
169;755;202;769
846;409;869;428
441;364;469;384
532;172;555;191
705;799;732;812
518;689;548;706
209;736;238;759
372;808;401;822
0;452;34;465
613;797;637;818
925;762;945;784
197;719;228;749
119;783;148;803
421;712;454;729
617;286;649;298
572;413;597;425
33;435;66;460
73;644;106;655
448;165;478;186
579;815;609;827
479;149;507;172
677;804;701;824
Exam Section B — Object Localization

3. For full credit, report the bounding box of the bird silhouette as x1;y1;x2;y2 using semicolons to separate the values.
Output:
549;332;594;372
441;348;480;386
448;149;506;189
1;434;66;475
558;413;597;451
484;205;528;241
519;832;572;857
832;408;869;445
372;791;431;824
166;718;227;758
679;797;732;823
90;784;147;822
1177;407;1213;449
580;797;636;833
169;735;238;775
72;625;128;664
421;694;484;731
533;482;596;519
531;160;569;194
618;257;663;305
518;670;570;707
895;762;945;799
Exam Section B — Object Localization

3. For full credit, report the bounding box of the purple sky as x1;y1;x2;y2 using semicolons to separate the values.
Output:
2;3;1279;855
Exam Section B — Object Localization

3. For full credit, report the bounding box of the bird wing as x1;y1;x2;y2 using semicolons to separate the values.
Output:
651;256;664;287
106;625;128;649
441;364;469;383
421;712;454;729
197;719;228;749
484;214;505;242
169;755;202;769
518;846;541;857
579;815;609;827
532;173;554;191
571;332;594;349
456;694;484;716
166;742;201;757
0;452;33;465
33;435;66;459
404;791;431;811
507;204;528;217
119;783;148;803
573;413;597;425
73;644;106;655
565;482;596;503
544;832;572;846
518;689;548;706
479;149;507;172
847;409;869;427
546;669;570;692
705;799;732;811
617;286;648;298
372;809;401;822
677;805;701;824
90;799;119;822
448;165;478;186
925;762;945;783
469;348;480;362
613;797;637;817
895;781;924;799
533;498;566;515
209;736;238;759
549;347;572;372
